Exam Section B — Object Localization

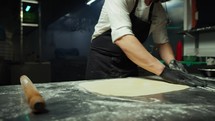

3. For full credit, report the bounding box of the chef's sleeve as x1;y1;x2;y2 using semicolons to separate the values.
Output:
105;0;134;43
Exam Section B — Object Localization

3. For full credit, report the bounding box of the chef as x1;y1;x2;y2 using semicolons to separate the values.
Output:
85;0;207;87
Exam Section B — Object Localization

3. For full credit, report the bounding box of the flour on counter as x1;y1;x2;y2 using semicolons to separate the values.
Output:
1;80;215;121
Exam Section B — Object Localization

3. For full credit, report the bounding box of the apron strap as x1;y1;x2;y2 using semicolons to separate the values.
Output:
131;0;139;15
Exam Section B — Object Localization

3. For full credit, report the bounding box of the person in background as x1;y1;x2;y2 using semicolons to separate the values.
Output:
85;0;207;87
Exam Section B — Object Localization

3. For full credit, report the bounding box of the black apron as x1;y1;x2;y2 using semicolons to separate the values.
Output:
85;0;155;80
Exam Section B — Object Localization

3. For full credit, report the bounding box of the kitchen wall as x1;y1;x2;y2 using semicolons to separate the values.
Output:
41;0;104;60
0;1;19;61
0;0;186;62
40;0;105;81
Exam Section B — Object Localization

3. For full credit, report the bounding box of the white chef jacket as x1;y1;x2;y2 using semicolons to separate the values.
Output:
92;0;169;44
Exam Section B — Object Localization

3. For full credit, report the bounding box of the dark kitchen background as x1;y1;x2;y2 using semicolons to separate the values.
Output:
0;0;215;85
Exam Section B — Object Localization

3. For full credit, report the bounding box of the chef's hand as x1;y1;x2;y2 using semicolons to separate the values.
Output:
168;60;188;73
160;67;207;87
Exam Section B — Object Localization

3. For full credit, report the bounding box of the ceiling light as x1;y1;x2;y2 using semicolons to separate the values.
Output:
25;5;31;12
86;0;96;5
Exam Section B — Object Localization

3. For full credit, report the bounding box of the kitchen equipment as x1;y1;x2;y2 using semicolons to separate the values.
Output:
206;57;215;65
183;55;197;62
176;40;183;61
198;68;215;77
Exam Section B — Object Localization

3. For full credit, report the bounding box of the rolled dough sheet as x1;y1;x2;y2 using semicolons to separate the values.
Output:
78;77;189;97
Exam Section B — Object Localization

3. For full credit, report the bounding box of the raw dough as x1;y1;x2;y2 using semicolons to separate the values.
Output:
79;77;189;97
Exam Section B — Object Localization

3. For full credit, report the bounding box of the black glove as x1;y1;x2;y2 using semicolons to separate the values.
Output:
160;67;207;87
169;60;188;73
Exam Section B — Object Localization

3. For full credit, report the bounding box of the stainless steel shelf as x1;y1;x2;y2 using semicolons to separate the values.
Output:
21;0;38;4
19;0;41;62
21;23;39;27
177;25;215;58
178;26;215;35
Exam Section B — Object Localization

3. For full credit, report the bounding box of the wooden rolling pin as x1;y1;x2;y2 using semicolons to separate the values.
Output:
20;75;46;113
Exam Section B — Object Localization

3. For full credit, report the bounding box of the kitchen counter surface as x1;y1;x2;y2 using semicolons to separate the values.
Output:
1;77;215;121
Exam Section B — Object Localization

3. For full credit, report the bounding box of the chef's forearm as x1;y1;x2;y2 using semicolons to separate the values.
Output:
115;35;165;75
158;42;175;64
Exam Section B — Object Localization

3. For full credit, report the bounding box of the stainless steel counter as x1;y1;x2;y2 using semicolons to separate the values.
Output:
0;77;215;121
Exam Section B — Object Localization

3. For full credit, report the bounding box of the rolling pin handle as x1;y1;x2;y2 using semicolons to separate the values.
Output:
20;75;46;113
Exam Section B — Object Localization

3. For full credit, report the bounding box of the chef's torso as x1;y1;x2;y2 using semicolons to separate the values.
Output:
92;0;169;44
